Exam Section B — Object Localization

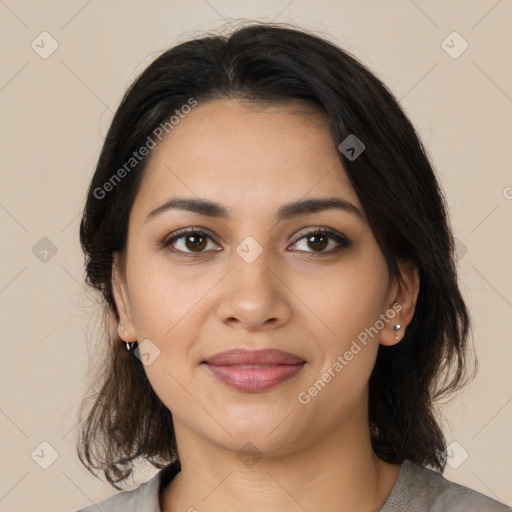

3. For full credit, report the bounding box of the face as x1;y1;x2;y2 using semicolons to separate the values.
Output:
112;98;417;457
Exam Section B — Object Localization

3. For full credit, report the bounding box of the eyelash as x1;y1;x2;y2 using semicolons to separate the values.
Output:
161;227;352;257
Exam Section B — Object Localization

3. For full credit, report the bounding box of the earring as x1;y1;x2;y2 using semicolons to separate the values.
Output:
120;323;137;351
393;324;401;341
125;341;138;351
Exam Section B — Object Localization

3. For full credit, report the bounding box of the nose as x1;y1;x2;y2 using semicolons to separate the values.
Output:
216;253;292;332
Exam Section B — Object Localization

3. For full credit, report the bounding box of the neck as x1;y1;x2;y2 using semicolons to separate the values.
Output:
160;406;401;512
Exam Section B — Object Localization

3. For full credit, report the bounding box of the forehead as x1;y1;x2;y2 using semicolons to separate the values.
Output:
133;98;361;218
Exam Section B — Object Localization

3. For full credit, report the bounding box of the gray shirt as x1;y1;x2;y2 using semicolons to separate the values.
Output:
74;458;510;511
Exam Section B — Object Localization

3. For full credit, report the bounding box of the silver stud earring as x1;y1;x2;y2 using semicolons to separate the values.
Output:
393;324;401;341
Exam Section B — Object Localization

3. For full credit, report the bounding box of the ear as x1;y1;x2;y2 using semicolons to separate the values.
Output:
380;260;420;347
111;252;137;342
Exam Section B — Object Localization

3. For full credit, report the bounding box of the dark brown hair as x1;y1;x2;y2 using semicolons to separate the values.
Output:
77;20;474;489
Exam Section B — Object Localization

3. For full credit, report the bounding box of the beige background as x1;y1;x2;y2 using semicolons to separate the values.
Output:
0;1;511;510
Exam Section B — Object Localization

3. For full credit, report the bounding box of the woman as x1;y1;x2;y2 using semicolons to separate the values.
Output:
73;21;510;512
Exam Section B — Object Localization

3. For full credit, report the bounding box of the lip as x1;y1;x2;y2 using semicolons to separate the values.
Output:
201;349;306;392
203;362;306;392
202;348;305;366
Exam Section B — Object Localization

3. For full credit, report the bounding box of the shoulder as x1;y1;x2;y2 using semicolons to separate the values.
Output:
382;459;511;512
70;460;181;512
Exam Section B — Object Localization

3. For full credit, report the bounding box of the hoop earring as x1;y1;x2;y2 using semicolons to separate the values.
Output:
125;341;138;351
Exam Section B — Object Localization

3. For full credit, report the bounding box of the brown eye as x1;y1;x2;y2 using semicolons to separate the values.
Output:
290;227;352;254
163;229;219;255
305;233;329;251
182;234;208;251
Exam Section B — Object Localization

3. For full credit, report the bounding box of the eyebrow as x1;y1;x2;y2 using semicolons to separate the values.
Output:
145;196;363;224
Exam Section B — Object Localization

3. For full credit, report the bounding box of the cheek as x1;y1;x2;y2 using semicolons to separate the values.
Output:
127;265;208;412
302;258;388;346
124;254;219;402
296;253;389;390
125;249;214;339
295;278;385;421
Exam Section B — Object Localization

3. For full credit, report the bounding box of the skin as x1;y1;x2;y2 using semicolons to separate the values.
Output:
112;98;420;512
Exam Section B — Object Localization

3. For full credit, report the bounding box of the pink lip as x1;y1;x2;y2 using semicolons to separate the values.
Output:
202;348;305;366
201;349;306;392
203;363;306;392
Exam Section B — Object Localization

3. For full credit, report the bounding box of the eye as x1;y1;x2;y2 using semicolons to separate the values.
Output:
162;226;352;257
289;227;352;254
162;228;220;256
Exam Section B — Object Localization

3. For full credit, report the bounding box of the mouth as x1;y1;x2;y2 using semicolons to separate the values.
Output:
201;349;306;392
